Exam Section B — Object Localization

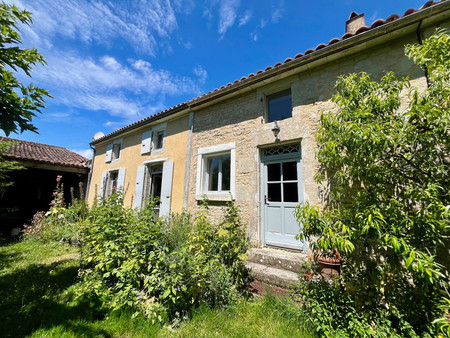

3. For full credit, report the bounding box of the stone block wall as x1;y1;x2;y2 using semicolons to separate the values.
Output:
188;31;428;248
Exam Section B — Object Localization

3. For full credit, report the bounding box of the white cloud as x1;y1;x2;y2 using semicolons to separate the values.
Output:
31;52;202;121
272;3;285;23
218;0;240;37
72;148;93;160
250;32;259;42
11;0;179;57
183;41;193;50
238;10;251;27
193;65;208;83
260;18;268;29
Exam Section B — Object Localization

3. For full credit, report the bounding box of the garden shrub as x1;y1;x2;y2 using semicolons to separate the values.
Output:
22;175;88;243
78;192;249;323
296;29;450;336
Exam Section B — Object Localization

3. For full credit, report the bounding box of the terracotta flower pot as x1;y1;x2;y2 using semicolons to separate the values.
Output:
317;251;342;279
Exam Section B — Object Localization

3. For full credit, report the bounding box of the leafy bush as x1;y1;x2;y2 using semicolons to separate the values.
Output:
296;29;450;336
78;192;249;323
22;175;88;243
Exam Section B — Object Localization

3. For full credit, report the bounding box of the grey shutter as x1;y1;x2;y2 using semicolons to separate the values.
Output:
141;131;152;155
105;144;113;162
134;165;146;209
99;171;108;198
117;168;126;191
159;161;174;218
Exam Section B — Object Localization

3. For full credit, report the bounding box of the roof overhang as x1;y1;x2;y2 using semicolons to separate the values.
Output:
91;0;450;146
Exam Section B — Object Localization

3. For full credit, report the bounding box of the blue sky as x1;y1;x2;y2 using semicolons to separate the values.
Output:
3;0;426;159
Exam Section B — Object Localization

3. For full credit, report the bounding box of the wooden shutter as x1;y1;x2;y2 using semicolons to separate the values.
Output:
159;161;174;218
117;168;126;191
141;131;153;155
105;144;113;163
134;165;146;209
99;171;108;198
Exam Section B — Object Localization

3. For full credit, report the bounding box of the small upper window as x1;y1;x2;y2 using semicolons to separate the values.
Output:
155;130;165;149
267;89;292;122
112;143;121;161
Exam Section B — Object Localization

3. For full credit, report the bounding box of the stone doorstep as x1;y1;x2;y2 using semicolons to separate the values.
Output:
247;247;309;273
244;261;299;289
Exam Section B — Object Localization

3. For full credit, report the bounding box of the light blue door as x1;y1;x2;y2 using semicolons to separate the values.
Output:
262;156;305;250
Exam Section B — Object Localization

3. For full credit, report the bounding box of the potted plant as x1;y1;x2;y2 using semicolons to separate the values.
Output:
317;249;342;279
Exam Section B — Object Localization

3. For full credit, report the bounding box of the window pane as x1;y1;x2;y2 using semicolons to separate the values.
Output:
208;158;219;191
267;163;281;182
221;156;230;191
283;183;298;202
283;161;297;181
156;132;164;149
267;183;281;202
268;91;292;122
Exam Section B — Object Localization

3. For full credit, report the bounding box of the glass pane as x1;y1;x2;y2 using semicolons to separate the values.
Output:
151;174;162;203
208;158;219;191
268;91;292;122
221;156;230;191
283;183;298;202
283;161;297;181
267;183;281;202
267;163;281;182
156;132;164;149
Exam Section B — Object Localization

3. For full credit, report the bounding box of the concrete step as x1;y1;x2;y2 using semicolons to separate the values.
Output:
247;247;309;273
244;261;299;289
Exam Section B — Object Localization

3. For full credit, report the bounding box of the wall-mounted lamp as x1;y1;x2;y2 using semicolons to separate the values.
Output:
271;121;280;138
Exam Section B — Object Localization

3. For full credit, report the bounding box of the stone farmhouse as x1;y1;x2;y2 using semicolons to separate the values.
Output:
87;1;450;255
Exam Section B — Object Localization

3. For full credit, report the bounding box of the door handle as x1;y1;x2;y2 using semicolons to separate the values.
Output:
264;195;268;205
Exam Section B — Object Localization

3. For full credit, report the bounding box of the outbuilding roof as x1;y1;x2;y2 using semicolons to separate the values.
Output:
0;136;89;169
91;0;447;145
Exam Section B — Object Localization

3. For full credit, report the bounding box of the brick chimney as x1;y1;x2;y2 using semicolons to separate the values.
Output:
346;11;366;34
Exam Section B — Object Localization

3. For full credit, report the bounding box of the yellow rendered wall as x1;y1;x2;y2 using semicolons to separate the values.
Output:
87;114;190;214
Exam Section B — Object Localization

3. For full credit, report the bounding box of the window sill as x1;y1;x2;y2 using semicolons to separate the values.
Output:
196;193;234;202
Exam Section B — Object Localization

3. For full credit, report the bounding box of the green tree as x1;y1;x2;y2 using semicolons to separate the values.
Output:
296;29;449;335
0;140;23;196
0;3;51;136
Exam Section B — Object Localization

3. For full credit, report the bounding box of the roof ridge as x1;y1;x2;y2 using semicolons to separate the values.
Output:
0;136;67;150
92;0;447;145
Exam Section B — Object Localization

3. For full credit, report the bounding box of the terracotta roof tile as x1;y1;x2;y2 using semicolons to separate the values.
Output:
328;38;341;45
0;136;89;169
403;8;417;16
315;43;327;50
386;14;400;22
92;0;445;145
370;19;386;28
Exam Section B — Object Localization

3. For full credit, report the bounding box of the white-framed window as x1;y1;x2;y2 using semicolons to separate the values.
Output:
196;142;235;201
100;168;126;198
141;123;166;155
106;170;118;196
267;89;292;123
154;130;165;150
105;139;123;163
134;160;174;217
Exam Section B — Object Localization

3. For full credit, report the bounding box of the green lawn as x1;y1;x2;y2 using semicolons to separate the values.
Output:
0;240;312;337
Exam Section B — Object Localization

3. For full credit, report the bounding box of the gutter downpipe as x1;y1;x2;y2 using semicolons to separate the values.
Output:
183;112;194;209
85;143;96;202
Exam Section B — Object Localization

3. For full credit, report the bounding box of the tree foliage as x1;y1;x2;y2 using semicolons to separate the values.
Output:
0;140;23;195
296;29;450;335
0;3;51;136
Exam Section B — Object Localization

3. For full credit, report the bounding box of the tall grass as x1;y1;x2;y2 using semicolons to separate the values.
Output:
0;240;312;337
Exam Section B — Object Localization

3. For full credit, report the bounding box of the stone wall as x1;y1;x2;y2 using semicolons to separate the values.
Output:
188;31;428;247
